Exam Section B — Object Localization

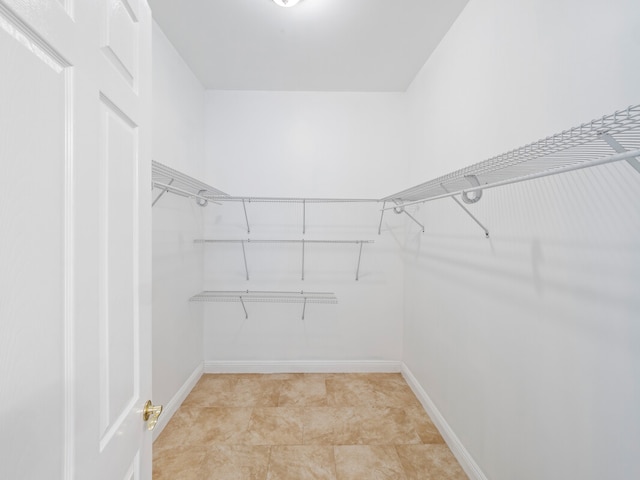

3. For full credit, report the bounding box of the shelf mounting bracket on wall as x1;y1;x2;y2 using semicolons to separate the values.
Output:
241;241;249;280
239;296;248;319
152;160;228;207
392;202;424;232
355;241;364;281
301;239;305;280
601;133;640;175
242;199;251;233
440;184;490;238
378;201;386;235
152;178;174;207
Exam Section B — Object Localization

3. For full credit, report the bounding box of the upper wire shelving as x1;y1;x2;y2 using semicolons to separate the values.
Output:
380;105;640;237
201;196;380;234
152;160;229;207
195;238;373;281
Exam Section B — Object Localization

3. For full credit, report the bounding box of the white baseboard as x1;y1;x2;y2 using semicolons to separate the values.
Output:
204;360;401;374
401;363;488;480
152;363;203;441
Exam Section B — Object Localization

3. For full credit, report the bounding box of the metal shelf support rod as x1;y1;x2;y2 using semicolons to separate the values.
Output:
378;201;386;235
302;298;307;320
383;148;640;211
303;199;306;235
152;178;174;207
241;241;249;280
242;199;250;234
441;184;490;238
301;239;305;281
152;182;221;206
239;296;248;319
601;134;640;175
403;210;425;232
356;242;364;281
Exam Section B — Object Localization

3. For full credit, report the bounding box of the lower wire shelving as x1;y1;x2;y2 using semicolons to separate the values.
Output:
189;290;338;320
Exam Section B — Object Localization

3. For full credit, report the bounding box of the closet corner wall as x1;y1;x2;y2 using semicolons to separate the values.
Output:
151;21;207;415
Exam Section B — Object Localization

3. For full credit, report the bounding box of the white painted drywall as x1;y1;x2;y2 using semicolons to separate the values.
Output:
152;22;205;407
202;91;408;363
402;1;640;479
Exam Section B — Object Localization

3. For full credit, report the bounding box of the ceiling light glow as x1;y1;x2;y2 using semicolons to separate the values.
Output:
273;0;302;7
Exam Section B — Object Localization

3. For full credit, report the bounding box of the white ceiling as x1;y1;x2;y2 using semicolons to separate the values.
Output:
148;0;469;92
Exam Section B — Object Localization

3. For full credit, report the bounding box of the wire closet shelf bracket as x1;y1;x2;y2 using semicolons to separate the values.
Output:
152;160;229;207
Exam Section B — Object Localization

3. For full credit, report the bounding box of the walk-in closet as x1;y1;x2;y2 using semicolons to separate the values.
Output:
1;0;639;479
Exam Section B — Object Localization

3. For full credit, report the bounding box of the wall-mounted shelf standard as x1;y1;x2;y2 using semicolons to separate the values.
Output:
152;160;229;207
189;290;338;320
201;196;379;234
195;239;374;281
381;105;640;236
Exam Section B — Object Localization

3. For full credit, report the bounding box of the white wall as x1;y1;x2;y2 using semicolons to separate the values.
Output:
202;91;408;365
401;1;640;479
152;22;206;407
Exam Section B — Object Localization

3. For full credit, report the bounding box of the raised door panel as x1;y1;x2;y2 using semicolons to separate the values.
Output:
0;3;71;479
102;0;139;88
98;96;140;451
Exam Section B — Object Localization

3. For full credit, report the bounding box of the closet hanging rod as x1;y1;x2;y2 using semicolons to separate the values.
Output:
194;239;374;244
203;196;380;204
382;147;640;211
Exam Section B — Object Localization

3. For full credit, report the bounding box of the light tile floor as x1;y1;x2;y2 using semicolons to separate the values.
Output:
153;373;469;480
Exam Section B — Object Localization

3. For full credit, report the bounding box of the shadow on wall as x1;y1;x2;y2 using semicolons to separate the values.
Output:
400;161;640;347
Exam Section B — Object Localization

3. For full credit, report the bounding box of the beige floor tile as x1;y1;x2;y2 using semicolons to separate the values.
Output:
154;374;461;479
267;446;337;480
153;409;193;454
334;445;407;480
333;407;421;445
279;376;328;407
369;379;422;409
231;377;283;407
202;445;271;480
364;373;407;384
404;406;445;444
396;445;468;480
302;407;338;445
326;376;376;407
244;407;305;445
153;445;207;480
182;375;239;407
188;407;254;446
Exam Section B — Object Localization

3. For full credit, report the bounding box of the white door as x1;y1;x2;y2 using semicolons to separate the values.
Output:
0;1;153;479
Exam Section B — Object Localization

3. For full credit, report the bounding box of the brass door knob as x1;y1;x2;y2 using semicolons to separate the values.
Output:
142;400;163;431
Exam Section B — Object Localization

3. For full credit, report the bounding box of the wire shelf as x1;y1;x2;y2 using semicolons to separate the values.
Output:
190;290;338;319
190;290;338;304
195;239;373;281
152;160;229;206
382;105;640;205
